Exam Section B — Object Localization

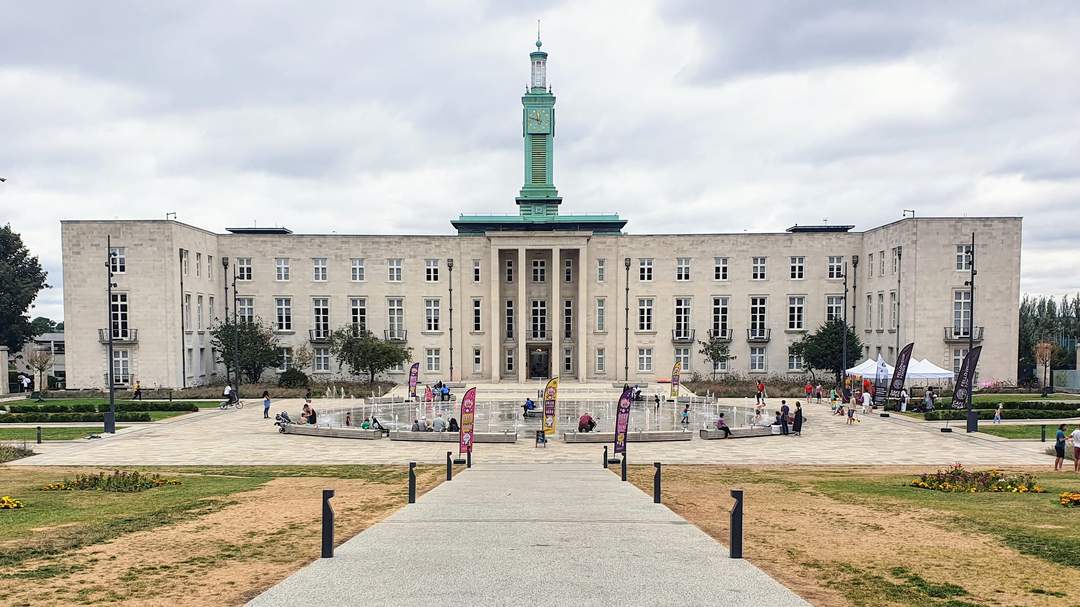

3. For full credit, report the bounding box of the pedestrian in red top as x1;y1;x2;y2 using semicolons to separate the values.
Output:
804;382;813;399
756;381;766;405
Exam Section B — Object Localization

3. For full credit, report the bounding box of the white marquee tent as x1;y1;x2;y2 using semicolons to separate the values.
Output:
845;358;954;382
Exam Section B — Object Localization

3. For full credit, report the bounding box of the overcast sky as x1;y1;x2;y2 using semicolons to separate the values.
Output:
2;1;1079;322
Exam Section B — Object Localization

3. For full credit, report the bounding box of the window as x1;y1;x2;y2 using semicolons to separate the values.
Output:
425;298;441;332
473;347;482;373
639;258;653;281
278;347;293;371
789;256;805;279
866;294;873;327
564;259;573;283
506;348;515;372
890;291;898;329
110;293;129;338
473;259;481;283
879;250;885;276
891;247;898;274
531;300;547;339
184;294;191;327
275;297;292;331
956;244;972;271
109;247;126;273
237;257;252;280
313;298;329;338
752;257;766;280
208;296;214;323
676;257;691;281
238;297;254;323
788;348;804;371
196;295;204;329
426;348;441;372
181;249;189;275
675;346;690;371
953;290;972;337
713;357;727;373
532;259;546;283
596;347;606;373
827;256;843;279
350;297;367;333
312;258;327;281
563;347;573;373
314;347;331;372
714;257;728;280
712;296;729;336
388;258;402;282
505;300;514;338
596;298;606;332
750;346;766;372
826;295;844;322
195;252;201;277
505;258;514;283
425;259;439;282
638;298;654;331
351;259;365;281
868;253;874;278
207;255;213;279
674;297;691;339
387;298;404;339
877;293;885;329
563;300;573;339
597;258;606;282
952;348;968;375
750;297;767;338
185;349;192;377
112;350;130;384
638;347;653;372
275;258;290;281
472;299;482;332
787;296;804;330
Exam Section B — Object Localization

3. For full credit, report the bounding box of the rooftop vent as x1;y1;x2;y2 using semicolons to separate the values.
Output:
225;227;293;235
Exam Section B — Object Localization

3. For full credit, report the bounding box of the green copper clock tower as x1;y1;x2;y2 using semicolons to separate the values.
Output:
517;34;561;216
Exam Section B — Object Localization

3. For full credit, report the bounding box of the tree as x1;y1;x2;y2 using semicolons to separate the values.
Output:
30;316;58;336
330;327;411;386
26;350;53;391
1034;340;1057;388
0;224;50;351
698;334;731;380
209;317;280;383
791;319;863;384
292;345;314;372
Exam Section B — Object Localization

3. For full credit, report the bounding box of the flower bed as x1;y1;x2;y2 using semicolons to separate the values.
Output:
6;402;200;414
0;495;24;509
910;464;1045;493
40;470;181;493
1060;492;1080;508
0;412;152;423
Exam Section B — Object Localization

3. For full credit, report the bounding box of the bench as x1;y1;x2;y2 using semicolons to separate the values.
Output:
562;430;693;443
699;426;775;440
389;431;518;443
283;425;383;440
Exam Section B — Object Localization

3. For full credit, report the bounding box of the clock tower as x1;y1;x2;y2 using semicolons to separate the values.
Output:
517;33;561;216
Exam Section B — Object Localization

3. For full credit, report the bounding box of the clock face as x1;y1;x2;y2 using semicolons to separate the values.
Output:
526;109;551;133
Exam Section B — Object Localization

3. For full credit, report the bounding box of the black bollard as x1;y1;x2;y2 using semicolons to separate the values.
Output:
653;462;662;504
467;449;472;469
321;488;335;558
729;489;744;559
621;452;627;482
1041;425;1046;443
408;462;416;504
36;426;42;445
446;451;453;481
603;446;609;469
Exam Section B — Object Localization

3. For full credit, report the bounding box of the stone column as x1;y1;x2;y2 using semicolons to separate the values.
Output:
489;246;501;383
551;247;561;381
578;246;588;380
517;246;527;383
0;346;8;394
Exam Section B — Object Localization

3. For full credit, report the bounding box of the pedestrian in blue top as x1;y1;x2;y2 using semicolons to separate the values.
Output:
262;390;272;419
1055;423;1067;471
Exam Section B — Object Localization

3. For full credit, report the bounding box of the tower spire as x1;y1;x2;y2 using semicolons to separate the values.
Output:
536;19;541;48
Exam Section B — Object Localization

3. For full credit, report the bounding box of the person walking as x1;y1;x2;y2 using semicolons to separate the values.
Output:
804;382;813;401
899;388;909;412
132;380;142;401
993;403;1003;424
793;402;804;436
861;390;872;415
19;374;31;392
680;403;690;426
815;384;823;404
1054;424;1068;471
756;380;766;405
1071;424;1080;473
780;400;790;435
262;390;272;419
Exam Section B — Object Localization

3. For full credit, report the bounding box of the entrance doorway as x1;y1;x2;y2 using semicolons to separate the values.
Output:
528;346;550;380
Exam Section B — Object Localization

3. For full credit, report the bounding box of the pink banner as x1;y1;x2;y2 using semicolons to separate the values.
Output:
459;387;476;454
408;362;420;399
613;387;633;455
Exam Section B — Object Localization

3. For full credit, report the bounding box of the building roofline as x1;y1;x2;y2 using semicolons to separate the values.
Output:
61;219;220;237
863;216;1023;233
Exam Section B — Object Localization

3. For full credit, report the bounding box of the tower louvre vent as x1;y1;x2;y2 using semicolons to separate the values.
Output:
530;134;547;183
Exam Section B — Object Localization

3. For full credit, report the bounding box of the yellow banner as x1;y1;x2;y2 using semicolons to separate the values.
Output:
670;360;682;398
542;376;559;436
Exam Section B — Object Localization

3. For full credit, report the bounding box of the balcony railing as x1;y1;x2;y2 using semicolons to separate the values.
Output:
384;329;407;342
103;372;130;386
309;329;332;343
944;326;984;342
98;328;138;344
707;329;733;342
746;328;771;342
671;328;696;343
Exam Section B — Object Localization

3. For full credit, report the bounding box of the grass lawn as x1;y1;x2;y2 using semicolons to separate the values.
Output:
0;465;443;606
0;427;129;441
977;425;1059;440
623;466;1080;607
147;410;197;421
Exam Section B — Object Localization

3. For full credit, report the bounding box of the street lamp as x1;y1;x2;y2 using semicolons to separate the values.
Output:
965;233;978;433
222;257;230;387
895;246;902;362
842;260;849;383
447;257;454;382
104;236;117;434
623;257;631;383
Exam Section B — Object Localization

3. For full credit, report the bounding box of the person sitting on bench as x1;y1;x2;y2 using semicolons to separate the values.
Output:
578;412;596;433
715;413;732;438
447;417;460;432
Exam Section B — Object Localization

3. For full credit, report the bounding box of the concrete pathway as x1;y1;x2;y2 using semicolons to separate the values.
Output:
248;463;809;606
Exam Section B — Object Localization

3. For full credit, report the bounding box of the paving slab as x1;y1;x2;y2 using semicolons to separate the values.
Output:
248;463;809;607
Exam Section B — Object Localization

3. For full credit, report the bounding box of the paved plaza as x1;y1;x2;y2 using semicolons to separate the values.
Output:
248;463;810;607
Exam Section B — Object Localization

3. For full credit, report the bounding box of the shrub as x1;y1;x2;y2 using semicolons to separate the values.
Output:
278;368;310;388
0;495;24;509
1060;492;1080;508
0;412;151;423
40;470;181;493
0;444;35;463
910;464;1045;493
924;409;1079;421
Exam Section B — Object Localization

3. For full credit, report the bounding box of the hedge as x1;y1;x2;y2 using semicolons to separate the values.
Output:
924;409;1080;421
6;402;199;414
935;399;1080;412
0;412;152;423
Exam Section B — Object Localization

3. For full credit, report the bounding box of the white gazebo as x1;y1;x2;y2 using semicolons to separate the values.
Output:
845;359;893;378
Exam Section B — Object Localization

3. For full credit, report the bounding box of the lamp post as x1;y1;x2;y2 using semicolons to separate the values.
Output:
623;257;631;383
895;246;902;361
222;257;230;387
232;263;239;391
842;261;849;384
104;236;117;434
966;233;978;433
447;257;454;382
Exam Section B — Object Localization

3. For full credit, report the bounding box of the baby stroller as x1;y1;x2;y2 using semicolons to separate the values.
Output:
274;411;293;433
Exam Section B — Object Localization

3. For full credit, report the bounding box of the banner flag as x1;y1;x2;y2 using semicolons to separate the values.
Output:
459;387;476;454
952;346;983;411
613;387;633;455
542;376;559;436
888;343;915;399
873;354;889;404
408;362;420;399
670;361;682;399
